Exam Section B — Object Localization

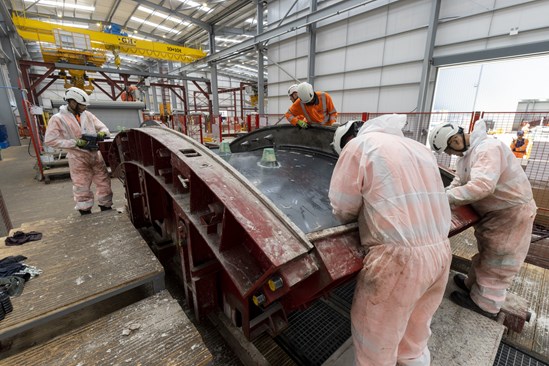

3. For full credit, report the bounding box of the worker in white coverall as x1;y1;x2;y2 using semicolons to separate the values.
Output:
429;119;536;318
329;115;452;366
44;87;113;215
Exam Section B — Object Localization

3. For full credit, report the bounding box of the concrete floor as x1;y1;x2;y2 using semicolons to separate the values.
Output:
0;143;243;366
0;143;128;227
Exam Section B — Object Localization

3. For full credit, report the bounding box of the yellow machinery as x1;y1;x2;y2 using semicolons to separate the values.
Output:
12;15;207;65
39;28;106;92
12;15;206;93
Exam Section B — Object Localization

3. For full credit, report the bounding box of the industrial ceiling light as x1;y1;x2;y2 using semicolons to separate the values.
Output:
137;6;190;26
233;64;258;73
215;37;240;43
130;16;180;34
176;0;211;12
23;0;95;12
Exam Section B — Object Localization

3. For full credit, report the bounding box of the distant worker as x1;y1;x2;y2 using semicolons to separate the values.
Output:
285;82;337;128
121;85;139;101
510;130;529;158
429;120;536;319
287;84;299;103
44;87;113;215
330;115;452;366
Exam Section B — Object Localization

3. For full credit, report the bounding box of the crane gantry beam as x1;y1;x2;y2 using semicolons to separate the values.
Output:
12;15;207;64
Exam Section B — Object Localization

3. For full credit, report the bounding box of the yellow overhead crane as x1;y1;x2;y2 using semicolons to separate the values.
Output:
12;15;207;65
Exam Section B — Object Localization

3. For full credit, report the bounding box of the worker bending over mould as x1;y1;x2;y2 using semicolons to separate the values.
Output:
329;115;452;366
429;119;536;319
285;82;338;128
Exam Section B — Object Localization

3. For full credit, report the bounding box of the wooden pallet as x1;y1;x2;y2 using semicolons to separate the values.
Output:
0;290;212;366
0;210;165;358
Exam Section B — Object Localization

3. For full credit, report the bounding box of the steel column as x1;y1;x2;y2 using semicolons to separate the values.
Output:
209;32;220;117
307;0;317;86
256;0;265;115
416;0;441;114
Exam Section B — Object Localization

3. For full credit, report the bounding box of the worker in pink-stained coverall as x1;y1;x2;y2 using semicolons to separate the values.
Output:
44;87;113;215
429;119;536;318
329;115;452;366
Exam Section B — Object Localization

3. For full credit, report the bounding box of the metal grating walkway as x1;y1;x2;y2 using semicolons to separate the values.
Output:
277;280;548;366
276;300;351;366
494;343;548;366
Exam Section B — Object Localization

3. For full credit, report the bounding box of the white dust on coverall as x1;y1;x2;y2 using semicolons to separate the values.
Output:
329;114;452;366
446;119;536;313
45;105;113;211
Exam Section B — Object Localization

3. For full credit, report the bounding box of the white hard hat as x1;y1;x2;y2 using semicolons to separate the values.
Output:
287;84;299;96
429;122;461;153
297;82;314;103
64;87;90;106
333;120;364;155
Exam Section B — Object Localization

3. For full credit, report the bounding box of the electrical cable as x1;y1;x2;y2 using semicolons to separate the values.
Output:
27;139;35;158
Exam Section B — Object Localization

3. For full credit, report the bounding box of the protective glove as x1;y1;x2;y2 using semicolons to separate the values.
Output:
447;190;457;206
296;119;308;129
75;139;88;148
97;131;107;139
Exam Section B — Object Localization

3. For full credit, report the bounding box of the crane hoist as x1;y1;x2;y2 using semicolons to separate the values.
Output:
12;15;207;92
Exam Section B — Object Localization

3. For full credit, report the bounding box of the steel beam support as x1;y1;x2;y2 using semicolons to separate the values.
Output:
179;0;388;71
209;32;220;116
256;0;265;115
432;40;549;67
168;62;179;110
307;0;318;86
0;47;9;65
106;0;122;23
181;71;189;114
53;62;209;82
18;62;44;178
216;27;255;37
151;64;159;113
416;0;441;113
91;80;116;101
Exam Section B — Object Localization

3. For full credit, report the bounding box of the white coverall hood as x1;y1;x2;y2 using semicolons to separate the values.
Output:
357;114;407;137
446;118;533;213
466;119;488;153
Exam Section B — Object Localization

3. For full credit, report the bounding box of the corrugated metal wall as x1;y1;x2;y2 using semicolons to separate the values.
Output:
267;0;549;114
